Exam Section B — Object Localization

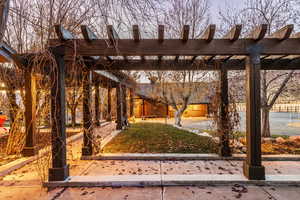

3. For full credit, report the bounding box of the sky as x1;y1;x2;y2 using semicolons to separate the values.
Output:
210;0;246;23
140;0;247;83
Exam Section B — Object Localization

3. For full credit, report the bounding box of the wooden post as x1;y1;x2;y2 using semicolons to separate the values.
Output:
48;47;69;181
94;81;100;126
166;105;169;117
106;86;112;121
122;85;127;124
116;83;123;130
218;67;231;157
129;89;134;117
82;69;93;156
21;66;37;156
243;45;265;180
0;0;9;42
142;99;145;119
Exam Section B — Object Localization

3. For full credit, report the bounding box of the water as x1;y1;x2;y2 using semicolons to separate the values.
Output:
186;112;300;136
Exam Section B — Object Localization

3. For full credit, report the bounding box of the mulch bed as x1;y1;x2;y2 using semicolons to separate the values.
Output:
0;130;80;167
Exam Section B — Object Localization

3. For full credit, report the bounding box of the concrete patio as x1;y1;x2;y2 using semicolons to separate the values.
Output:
1;183;300;200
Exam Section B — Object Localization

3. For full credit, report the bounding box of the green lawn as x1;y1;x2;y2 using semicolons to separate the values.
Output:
201;129;290;139
102;123;218;153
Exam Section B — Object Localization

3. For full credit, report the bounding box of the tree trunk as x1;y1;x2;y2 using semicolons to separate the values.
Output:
261;107;271;138
71;108;76;128
174;110;183;127
6;89;19;124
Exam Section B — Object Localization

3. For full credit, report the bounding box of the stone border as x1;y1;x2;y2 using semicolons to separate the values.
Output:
81;129;122;160
43;174;300;188
81;153;300;161
0;121;112;178
0;132;83;178
100;130;122;150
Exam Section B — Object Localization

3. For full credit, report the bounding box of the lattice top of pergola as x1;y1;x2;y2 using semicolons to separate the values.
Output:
48;24;300;71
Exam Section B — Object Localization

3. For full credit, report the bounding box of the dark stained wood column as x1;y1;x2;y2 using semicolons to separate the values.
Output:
243;45;265;180
122;85;127;125
82;68;93;156
94;81;100;126
48;47;69;181
129;89;134;117
142;99;145;119
106;86;112;121
218;67;231;157
116;83;123;130
21;66;37;157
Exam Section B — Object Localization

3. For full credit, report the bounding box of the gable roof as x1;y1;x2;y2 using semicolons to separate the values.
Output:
135;82;212;104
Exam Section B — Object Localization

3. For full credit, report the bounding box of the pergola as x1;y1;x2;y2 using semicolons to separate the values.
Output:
1;22;300;182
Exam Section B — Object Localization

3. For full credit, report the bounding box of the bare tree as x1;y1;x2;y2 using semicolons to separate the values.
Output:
219;0;297;137
143;0;210;127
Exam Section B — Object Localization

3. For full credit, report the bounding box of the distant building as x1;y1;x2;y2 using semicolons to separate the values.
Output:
133;83;211;118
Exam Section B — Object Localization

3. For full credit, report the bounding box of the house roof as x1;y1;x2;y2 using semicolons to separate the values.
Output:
135;83;212;104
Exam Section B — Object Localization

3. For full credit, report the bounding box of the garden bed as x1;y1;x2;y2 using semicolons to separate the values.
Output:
102;123;218;153
0;128;81;167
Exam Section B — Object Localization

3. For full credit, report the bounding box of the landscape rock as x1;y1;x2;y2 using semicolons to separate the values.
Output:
239;137;246;145
262;138;275;144
212;137;220;143
232;141;244;149
197;132;212;138
289;136;300;142
275;137;285;143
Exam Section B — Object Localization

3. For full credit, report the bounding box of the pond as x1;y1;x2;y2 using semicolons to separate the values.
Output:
186;112;300;136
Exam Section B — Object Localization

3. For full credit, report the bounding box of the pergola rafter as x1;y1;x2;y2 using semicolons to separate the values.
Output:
1;22;300;183
46;23;300;182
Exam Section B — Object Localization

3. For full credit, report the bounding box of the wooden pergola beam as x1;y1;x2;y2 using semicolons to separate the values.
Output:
175;25;190;61
201;24;216;42
107;25;127;60
158;25;164;43
182;25;190;42
54;24;74;40
224;24;242;41
269;24;293;40
0;42;25;66
107;25;119;45
92;58;300;71
191;24;216;63
247;24;268;41
158;25;164;61
49;38;300;56
132;25;144;60
132;25;140;42
81;25;97;42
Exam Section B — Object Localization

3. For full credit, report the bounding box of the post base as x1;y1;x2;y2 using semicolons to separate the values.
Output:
48;164;69;181
21;147;37;157
218;147;232;157
243;161;265;180
106;115;111;121
82;146;93;156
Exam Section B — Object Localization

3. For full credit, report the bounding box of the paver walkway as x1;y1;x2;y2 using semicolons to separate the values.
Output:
1;185;300;200
82;160;300;176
